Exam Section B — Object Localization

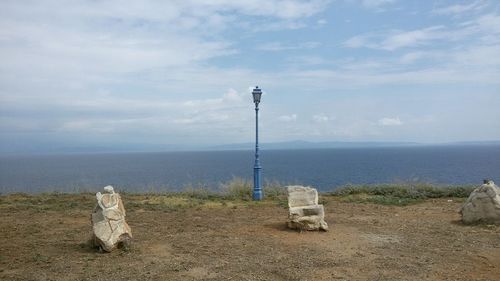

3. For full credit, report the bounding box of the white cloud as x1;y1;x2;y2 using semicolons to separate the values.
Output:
2;86;252;139
379;26;444;50
278;114;298;122
243;20;308;32
182;88;246;108
0;0;330;79
343;35;373;48
473;13;500;34
432;1;486;16
218;0;330;19
334;10;500;88
361;0;397;9
378;117;403;126
171;112;230;125
286;55;330;66
312;114;331;122
1;1;500;150
344;26;445;50
257;41;320;51
343;12;500;52
317;19;328;26
399;51;429;64
0;0;332;147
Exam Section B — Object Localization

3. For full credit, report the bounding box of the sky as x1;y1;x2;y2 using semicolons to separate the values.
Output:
1;0;499;153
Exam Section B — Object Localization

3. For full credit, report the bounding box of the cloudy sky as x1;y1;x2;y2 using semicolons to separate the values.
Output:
1;0;499;153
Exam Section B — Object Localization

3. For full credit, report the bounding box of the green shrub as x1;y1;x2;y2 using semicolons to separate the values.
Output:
331;183;475;205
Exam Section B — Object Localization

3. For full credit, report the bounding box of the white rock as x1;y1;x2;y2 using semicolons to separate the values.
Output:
287;185;328;231
460;180;500;224
91;185;132;252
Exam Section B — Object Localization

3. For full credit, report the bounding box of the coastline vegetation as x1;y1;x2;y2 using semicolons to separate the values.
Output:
331;183;475;206
0;178;475;211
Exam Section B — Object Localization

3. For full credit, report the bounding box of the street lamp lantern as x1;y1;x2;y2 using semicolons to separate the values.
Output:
252;86;263;201
252;86;262;104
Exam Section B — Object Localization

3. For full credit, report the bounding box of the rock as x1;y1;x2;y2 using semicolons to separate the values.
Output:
287;185;328;231
460;180;500;224
91;185;132;252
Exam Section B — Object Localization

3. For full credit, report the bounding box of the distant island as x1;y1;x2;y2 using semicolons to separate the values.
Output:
209;140;421;150
2;140;500;155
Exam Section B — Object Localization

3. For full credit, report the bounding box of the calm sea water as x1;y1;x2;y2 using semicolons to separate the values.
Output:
1;145;499;194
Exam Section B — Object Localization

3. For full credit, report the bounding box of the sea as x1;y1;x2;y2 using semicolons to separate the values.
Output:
1;145;499;194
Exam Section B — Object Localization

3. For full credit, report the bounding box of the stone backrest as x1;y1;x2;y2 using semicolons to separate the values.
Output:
287;185;319;208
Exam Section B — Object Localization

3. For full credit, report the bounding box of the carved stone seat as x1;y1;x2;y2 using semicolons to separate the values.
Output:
287;185;328;231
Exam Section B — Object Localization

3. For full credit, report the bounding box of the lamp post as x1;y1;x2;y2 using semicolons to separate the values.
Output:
252;86;263;201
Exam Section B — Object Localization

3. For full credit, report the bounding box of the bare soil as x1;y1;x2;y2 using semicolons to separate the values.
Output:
0;194;499;281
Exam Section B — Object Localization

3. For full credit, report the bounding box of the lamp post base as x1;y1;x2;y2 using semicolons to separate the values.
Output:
252;189;263;201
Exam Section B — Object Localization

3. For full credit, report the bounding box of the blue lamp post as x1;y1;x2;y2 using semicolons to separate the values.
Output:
252;86;263;201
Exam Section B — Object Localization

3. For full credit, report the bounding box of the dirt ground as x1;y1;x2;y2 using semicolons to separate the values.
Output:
0;194;499;281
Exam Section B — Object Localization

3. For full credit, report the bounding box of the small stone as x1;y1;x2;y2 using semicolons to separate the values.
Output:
460;180;500;224
286;185;328;231
91;185;132;252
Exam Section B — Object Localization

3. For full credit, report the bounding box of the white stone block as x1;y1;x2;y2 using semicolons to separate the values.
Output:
460;180;500;224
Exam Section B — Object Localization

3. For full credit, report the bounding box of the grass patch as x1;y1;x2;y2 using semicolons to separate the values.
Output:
119;178;287;211
0;181;475;209
0;192;95;211
339;194;423;206
122;194;208;212
32;253;50;263
331;183;474;206
220;177;253;201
